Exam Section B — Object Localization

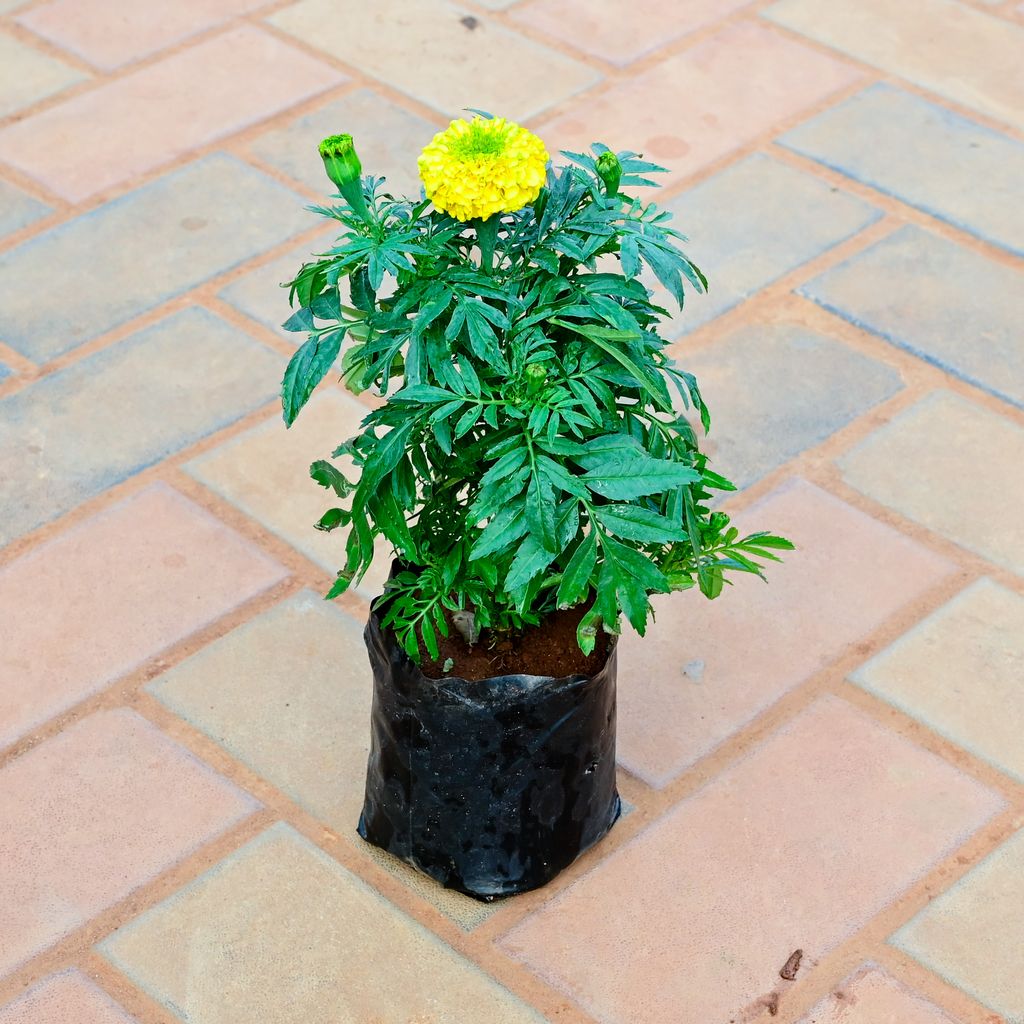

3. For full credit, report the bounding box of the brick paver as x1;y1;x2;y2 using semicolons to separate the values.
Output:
798;965;960;1024
617;479;953;787
500;697;1003;1024
780;83;1024;257
0;971;137;1024
0;26;344;201
0;709;256;977
801;225;1024;408
652;153;881;336
0;309;283;544
0;483;286;749
101;824;544;1023
1;1;1021;1021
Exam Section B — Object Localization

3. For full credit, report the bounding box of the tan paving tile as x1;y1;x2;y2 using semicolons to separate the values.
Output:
0;307;285;545
0;709;257;979
17;0;266;70
799;964;960;1023
0;155;311;361
247;87;437;199
101;823;544;1022
0;483;286;750
0;970;136;1023
853;579;1024;783
147;590;494;929
0;26;344;201
0;29;84;118
894;829;1024;1021
500;697;1003;1024
616;479;954;787
838;391;1024;575
267;0;600;120
679;321;901;488
543;20;859;190
764;0;1024;130
511;0;752;66
186;390;392;599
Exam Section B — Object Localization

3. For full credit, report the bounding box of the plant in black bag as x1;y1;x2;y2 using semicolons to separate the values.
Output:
279;115;792;899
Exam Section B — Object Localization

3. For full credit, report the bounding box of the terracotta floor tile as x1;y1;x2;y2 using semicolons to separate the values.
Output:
0;26;344;201
678;321;901;488
267;0;599;121
0;308;285;547
543;21;860;190
800;226;1024;410
0;30;84;118
18;0;267;70
510;0;752;66
894;829;1024;1021
780;83;1024;258
0;154;310;361
853;578;1024;783
616;478;954;787
186;390;392;598
838;391;1024;575
101;823;544;1022
799;964;960;1023
0;483;286;749
764;0;1024;131
500;697;1003;1024
0;970;136;1024
0;709;256;979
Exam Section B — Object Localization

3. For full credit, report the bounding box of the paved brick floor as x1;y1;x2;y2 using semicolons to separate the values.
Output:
1;1;1023;1022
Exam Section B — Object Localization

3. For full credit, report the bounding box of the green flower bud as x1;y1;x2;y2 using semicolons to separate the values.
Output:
595;150;622;196
524;363;547;395
319;133;362;191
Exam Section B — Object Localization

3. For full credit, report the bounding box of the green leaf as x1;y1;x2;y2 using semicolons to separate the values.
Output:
581;450;699;500
526;467;557;552
282;308;315;333
550;319;673;414
281;331;343;426
315;508;350;531
324;573;352;600
556;532;597;608
593;504;687;543
310;459;351;497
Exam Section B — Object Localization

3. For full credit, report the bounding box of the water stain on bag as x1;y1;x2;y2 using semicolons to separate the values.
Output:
357;603;622;901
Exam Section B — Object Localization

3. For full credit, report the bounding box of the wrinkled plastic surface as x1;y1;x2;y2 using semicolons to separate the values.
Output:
357;605;622;901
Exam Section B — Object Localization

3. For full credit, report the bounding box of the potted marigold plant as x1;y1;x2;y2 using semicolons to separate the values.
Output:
280;114;791;901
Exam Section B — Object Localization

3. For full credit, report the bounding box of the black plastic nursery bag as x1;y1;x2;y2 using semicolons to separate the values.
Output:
357;604;622;901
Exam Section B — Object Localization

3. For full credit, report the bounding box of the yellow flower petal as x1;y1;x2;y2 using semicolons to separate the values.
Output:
418;116;549;222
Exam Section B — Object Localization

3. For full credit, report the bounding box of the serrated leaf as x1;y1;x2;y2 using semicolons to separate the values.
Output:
593;504;687;543
556;532;597;608
281;331;343;426
310;459;351;497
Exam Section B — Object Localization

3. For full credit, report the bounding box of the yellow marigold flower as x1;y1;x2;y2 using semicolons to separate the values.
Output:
418;116;549;222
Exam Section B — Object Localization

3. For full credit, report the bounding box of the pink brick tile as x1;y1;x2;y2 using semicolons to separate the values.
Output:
0;26;345;201
0;483;287;750
18;0;267;71
0;970;136;1023
543;21;860;189
0;708;256;979
500;697;1003;1024
616;479;955;787
512;0;752;66
799;964;960;1023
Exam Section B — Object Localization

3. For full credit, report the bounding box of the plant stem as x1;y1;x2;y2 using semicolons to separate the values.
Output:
475;215;498;274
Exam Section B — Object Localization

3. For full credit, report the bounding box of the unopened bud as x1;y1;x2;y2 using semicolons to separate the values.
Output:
319;133;362;190
595;150;622;196
524;363;547;395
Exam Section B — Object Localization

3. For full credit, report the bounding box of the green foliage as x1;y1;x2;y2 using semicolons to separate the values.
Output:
281;148;792;660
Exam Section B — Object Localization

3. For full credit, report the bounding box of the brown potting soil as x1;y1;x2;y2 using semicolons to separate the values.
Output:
420;603;612;681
